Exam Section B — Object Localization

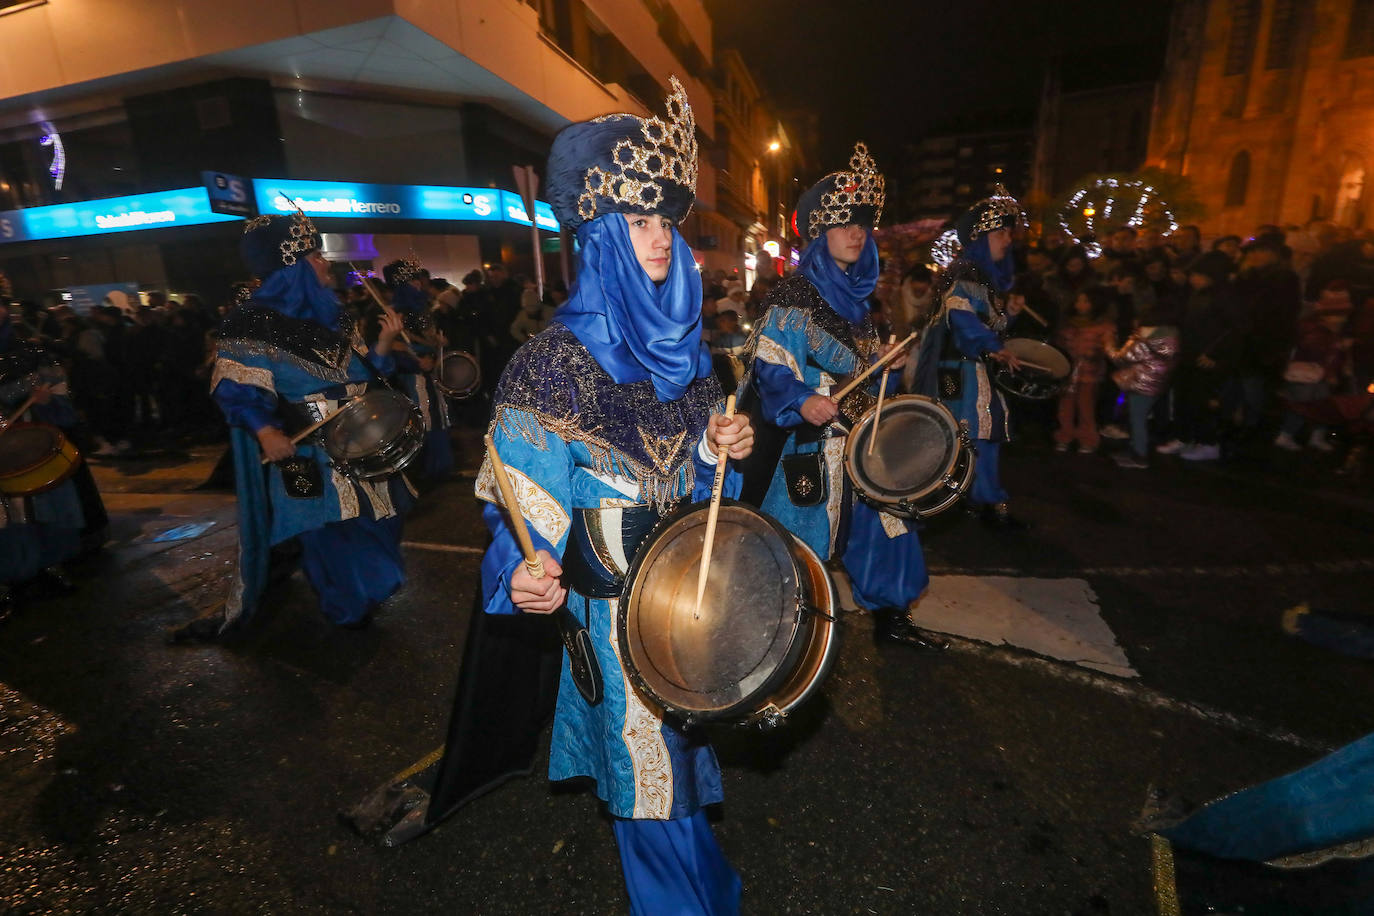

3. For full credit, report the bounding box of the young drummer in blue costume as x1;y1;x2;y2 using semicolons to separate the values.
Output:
744;143;944;652
0;300;107;617
170;212;413;641
476;77;752;914
915;186;1028;529
378;258;454;481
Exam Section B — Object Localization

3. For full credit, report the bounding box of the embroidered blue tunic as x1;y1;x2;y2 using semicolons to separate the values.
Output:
212;302;414;625
748;276;928;611
477;324;734;820
927;272;1010;443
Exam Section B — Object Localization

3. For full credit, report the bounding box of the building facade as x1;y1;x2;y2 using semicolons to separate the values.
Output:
903;128;1034;223
0;0;716;302
1148;0;1374;235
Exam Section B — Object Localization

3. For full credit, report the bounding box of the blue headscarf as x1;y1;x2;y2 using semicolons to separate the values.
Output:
962;234;1015;293
554;213;710;402
799;231;879;324
251;259;343;329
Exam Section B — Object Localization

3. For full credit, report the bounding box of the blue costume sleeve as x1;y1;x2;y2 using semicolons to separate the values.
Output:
948;308;1003;359
751;309;818;428
213;378;280;433
365;347;397;376
477;409;575;615
689;423;742;503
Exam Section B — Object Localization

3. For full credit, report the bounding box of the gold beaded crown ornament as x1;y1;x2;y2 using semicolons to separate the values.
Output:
956;183;1023;246
240;209;321;278
546;76;698;230
795;142;886;240
383;255;424;287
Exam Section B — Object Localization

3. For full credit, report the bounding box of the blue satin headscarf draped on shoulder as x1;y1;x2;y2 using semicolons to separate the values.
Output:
962;234;1016;293
251;259;344;329
554;213;710;402
799;232;879;325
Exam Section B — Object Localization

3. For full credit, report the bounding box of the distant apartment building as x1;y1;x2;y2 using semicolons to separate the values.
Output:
903;129;1033;223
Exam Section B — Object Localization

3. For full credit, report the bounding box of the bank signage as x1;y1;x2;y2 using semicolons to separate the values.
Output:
0;178;559;245
256;179;559;231
0;188;238;243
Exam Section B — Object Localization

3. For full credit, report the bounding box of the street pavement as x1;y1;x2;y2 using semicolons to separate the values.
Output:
3;431;1374;914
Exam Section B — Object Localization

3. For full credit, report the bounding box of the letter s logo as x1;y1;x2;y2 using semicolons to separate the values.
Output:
228;179;247;203
0;217;13;239
472;195;493;217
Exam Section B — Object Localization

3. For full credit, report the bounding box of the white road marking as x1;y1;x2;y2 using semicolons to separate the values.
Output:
912;575;1137;678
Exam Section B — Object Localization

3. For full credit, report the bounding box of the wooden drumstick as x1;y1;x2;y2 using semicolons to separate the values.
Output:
829;330;919;403
259;405;346;464
348;262;414;346
0;392;38;438
1019;303;1049;327
866;334;897;457
484;434;545;580
692;394;736;621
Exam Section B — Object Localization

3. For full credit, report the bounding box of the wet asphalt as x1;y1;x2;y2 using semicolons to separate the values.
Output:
3;431;1374;915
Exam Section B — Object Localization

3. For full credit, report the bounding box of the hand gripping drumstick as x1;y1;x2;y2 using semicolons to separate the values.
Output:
259;405;347;464
0;392;38;438
692;394;736;621
866;334;897;457
483;434;545;580
347;261;414;346
828;330;919;403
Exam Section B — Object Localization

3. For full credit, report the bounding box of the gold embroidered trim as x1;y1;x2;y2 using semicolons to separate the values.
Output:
210;357;274;393
754;335;804;382
474;458;571;546
491;406;692;512
608;598;673;819
945;294;975;314
823;435;845;553
332;466;360;520
879;510;907;539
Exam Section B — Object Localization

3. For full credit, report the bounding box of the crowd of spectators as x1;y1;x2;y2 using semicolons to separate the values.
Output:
0;263;569;453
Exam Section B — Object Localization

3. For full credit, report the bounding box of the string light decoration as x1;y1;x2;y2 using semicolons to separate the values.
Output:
931;228;962;269
1057;177;1179;257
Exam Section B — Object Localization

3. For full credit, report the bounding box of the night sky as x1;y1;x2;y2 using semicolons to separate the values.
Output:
707;0;1171;176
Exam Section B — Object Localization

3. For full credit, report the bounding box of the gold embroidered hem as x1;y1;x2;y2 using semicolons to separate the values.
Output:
475;458;572;546
609;598;674;819
211;357;275;394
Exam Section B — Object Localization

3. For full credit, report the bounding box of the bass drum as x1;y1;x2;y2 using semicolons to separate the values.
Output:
0;423;82;496
436;351;482;400
618;499;839;728
320;389;425;479
843;395;973;519
990;338;1072;400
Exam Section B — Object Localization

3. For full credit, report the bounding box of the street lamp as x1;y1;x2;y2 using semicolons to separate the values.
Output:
767;140;781;153
766;140;783;239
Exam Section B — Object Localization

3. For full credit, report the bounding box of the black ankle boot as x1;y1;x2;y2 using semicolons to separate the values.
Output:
982;502;1029;531
873;609;948;651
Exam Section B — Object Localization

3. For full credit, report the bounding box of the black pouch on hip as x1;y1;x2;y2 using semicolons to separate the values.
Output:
556;606;603;706
276;455;323;499
781;451;826;507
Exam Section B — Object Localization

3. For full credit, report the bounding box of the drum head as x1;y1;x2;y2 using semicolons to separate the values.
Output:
325;391;414;459
0;425;61;474
441;352;480;392
847;396;960;503
1001;338;1072;379
619;500;809;721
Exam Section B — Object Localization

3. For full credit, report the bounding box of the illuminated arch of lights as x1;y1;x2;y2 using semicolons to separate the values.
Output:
930;227;961;269
1057;177;1178;256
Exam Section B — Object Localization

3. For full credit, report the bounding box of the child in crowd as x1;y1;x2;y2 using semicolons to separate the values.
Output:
1274;285;1350;451
1053;287;1116;453
1109;302;1181;468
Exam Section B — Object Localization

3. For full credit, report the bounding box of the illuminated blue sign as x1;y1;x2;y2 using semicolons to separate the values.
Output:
256;179;559;231
0;188;238;243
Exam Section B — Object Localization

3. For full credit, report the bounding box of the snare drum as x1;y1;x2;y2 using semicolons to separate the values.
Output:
0;424;82;496
618;499;839;728
843;395;974;519
990;338;1072;400
320;389;425;479
435;351;481;400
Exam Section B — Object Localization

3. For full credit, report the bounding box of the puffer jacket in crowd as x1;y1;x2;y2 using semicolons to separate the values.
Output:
1112;325;1181;396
